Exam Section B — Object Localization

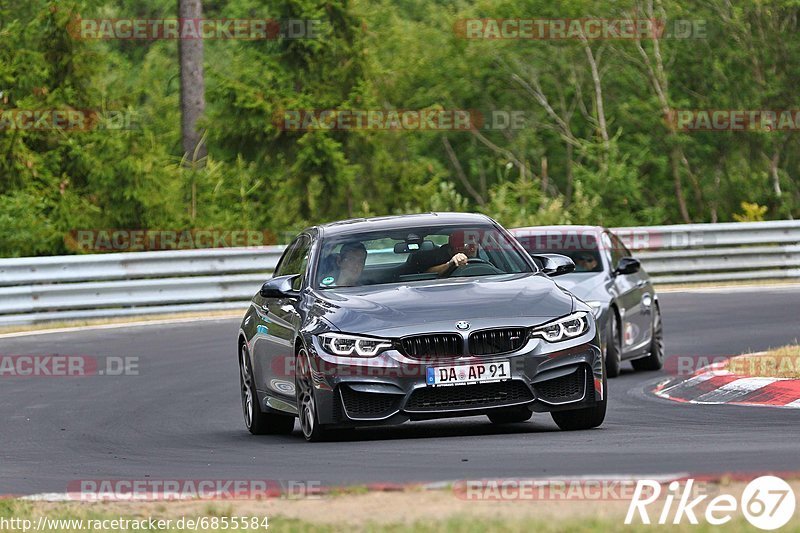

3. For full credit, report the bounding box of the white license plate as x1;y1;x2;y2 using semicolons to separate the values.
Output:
426;361;511;387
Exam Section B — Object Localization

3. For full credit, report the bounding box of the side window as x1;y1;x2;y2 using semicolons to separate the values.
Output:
292;237;312;290
274;239;301;278
607;232;629;268
612;232;633;257
274;234;311;288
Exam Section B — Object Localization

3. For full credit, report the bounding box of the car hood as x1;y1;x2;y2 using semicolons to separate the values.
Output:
551;272;607;300
310;273;574;335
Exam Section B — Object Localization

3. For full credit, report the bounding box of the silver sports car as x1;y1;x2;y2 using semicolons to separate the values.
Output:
512;225;664;378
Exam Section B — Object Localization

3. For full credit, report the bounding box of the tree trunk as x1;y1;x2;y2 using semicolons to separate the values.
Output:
565;141;574;207
179;0;207;166
670;147;691;223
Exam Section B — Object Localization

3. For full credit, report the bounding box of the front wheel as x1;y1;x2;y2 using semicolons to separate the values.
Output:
631;305;664;371
296;347;328;442
240;344;295;435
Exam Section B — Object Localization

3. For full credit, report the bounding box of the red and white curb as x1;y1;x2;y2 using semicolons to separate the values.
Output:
654;358;800;408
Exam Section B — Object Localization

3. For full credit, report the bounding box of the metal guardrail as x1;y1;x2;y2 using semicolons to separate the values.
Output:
0;220;798;325
611;220;800;284
0;248;284;326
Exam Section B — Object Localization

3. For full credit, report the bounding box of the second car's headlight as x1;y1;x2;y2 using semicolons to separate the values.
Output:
319;333;393;357
531;312;590;342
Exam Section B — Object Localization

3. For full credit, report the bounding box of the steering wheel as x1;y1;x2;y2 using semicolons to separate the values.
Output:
438;257;496;278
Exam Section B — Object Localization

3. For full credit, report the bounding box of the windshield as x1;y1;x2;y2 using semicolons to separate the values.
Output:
315;224;533;289
515;230;604;273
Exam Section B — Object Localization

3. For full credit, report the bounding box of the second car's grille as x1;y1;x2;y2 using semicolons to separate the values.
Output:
469;328;528;355
340;386;400;418
405;381;533;411
535;366;587;404
401;334;462;358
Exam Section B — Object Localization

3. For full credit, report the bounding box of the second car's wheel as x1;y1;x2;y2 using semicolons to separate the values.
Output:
605;312;622;378
487;406;533;424
631;304;665;371
240;344;295;435
550;372;607;431
296;346;328;442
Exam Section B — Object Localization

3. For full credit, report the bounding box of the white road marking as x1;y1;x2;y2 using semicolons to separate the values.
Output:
693;377;779;403
0;314;242;340
656;371;718;397
657;283;800;294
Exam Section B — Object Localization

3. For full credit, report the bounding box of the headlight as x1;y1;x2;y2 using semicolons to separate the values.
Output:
585;301;603;318
531;312;590;342
318;333;393;357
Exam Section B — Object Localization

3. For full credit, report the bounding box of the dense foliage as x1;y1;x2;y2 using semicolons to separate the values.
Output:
1;0;798;256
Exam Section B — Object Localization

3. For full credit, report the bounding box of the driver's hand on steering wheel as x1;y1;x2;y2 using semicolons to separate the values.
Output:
449;253;469;268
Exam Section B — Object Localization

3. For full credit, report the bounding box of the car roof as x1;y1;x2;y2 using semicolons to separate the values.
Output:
313;212;496;238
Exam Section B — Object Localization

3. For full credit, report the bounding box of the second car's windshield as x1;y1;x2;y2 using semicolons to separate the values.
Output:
516;231;604;273
316;224;532;289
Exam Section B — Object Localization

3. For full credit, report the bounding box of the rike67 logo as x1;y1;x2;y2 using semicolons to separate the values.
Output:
626;476;796;530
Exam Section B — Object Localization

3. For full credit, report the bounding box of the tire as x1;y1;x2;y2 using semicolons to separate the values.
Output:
631;304;665;371
295;346;328;442
487;406;533;424
550;371;607;431
240;344;295;435
604;311;622;378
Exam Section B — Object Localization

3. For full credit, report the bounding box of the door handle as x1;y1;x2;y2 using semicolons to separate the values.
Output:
636;280;647;288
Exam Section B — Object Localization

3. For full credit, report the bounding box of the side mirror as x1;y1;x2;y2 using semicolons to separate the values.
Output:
260;274;300;298
533;253;575;277
614;257;641;276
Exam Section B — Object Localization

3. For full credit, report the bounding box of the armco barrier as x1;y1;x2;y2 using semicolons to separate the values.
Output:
612;220;800;284
0;220;798;325
0;248;284;326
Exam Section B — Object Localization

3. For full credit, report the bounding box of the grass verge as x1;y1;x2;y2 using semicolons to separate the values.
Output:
3;480;800;532
728;345;800;378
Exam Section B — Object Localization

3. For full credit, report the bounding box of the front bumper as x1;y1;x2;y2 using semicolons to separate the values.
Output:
304;327;604;427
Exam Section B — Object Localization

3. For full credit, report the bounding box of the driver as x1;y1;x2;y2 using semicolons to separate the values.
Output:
425;230;480;275
334;242;367;286
574;253;598;272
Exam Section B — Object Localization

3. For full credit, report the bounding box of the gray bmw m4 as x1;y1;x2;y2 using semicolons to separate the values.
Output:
238;213;606;441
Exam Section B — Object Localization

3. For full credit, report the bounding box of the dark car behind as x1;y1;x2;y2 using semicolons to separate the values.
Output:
512;225;664;377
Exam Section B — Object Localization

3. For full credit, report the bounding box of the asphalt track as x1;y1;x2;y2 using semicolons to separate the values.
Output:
2;286;800;495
